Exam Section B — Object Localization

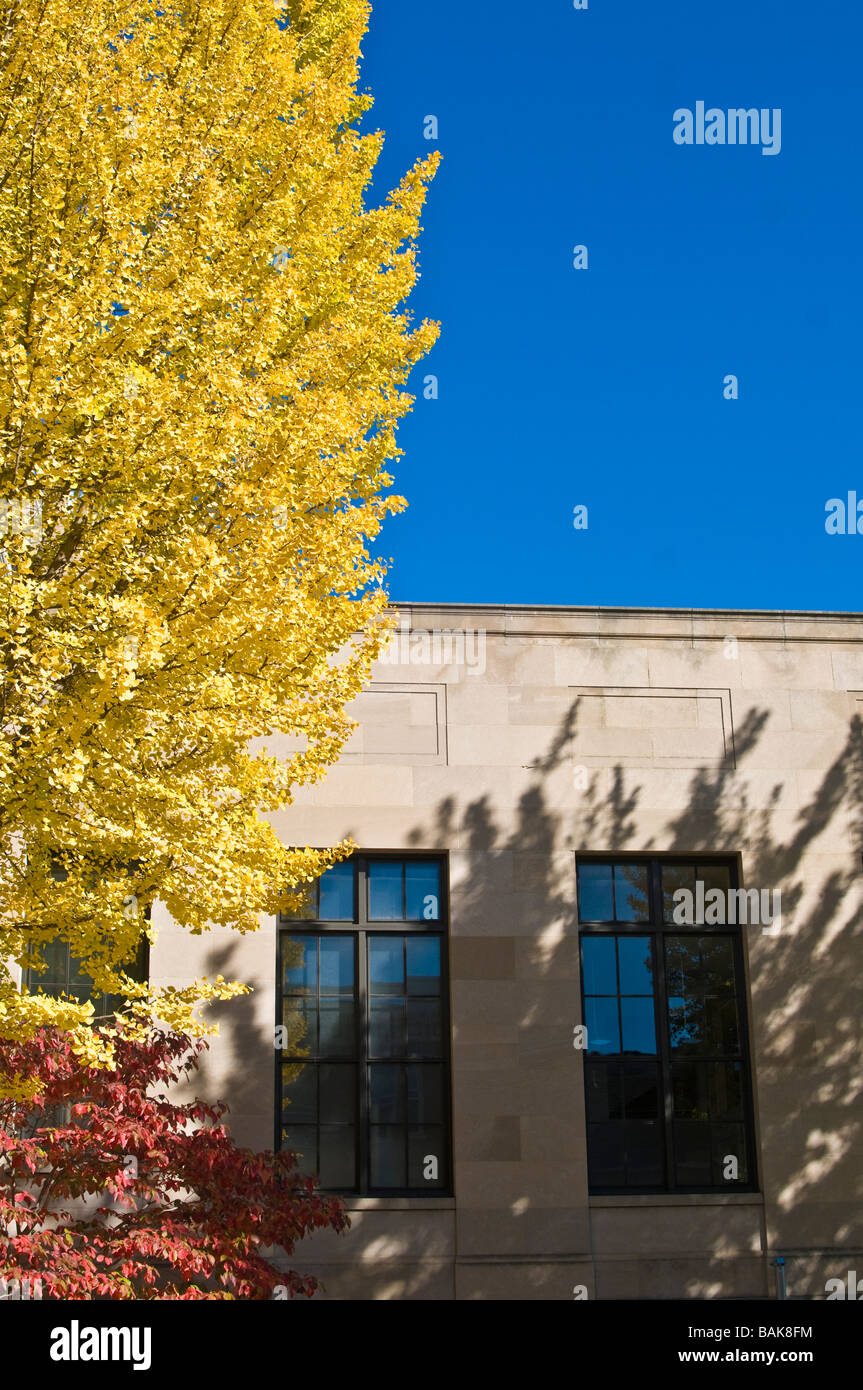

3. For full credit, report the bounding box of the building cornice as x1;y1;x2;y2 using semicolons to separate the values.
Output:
386;602;863;644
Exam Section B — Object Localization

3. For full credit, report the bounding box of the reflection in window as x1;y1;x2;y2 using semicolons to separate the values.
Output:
279;856;449;1195
284;860;354;921
577;857;754;1193
369;860;440;921
581;936;656;1055
280;934;357;1189
577;862;649;922
368;935;444;1188
661;861;732;923
666;936;739;1054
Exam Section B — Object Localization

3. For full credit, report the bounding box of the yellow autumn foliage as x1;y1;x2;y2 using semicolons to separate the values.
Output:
0;0;438;1060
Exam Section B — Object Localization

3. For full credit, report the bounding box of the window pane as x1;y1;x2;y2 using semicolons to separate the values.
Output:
613;863;649;922
318;1000;355;1057
405;862;440;920
662;863;696;923
717;997;741;1053
620;996;656;1054
66;978;95;1003
408;1127;445;1188
578;863;614;921
318;1126;356;1188
665;935;693;995
585;1063;623;1121
667;997;696;1052
407;999;442;1057
370;1126;406;1187
666;937;740;1056
406;937;441;994
617;936;653;994
38;939;70;988
282;998;314;1055
370;937;404;994
60;950;98;1002
281;1127;316;1177
585;997;620;1054
283;935;317;993
407;1064;444;1125
674;1120;711;1186
625;1120;664;1185
319;936;354;995
319;1064;356;1124
318;861;354;920
698;863;731;900
580;936;616;994
370;1064;404;1123
672;1062;705;1120
709;1061;743;1120
623;1063;661;1118
282;881;317;920
281;1062;317;1124
370;999;405;1057
712;1123;747;1184
587;1123;626;1187
369;862;403;920
699;936;736;991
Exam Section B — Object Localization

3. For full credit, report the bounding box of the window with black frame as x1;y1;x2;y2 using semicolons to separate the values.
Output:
577;857;757;1194
25;934;149;1023
27;855;150;1024
24;933;149;1130
278;855;450;1195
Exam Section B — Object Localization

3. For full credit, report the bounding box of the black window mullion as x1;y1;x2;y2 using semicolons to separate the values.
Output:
646;858;673;1191
732;927;758;1189
356;856;365;924
402;935;409;1185
313;937;322;1177
357;929;369;1193
653;928;675;1191
613;940;624;1073
402;1044;410;1189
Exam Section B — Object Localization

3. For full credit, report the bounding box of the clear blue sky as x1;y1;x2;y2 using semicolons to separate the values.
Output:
358;0;863;611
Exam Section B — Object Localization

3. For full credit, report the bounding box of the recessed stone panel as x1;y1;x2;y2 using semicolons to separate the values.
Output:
568;685;735;769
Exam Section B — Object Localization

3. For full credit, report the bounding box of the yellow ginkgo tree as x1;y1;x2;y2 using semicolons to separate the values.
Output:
0;0;438;1063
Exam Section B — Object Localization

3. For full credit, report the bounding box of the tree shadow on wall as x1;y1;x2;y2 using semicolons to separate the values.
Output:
393;699;863;1300
207;697;863;1299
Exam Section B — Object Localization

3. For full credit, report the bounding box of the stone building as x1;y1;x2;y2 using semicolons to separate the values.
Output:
150;603;863;1299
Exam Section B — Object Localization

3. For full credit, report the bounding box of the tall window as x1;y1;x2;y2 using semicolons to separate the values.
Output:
278;855;450;1195
577;857;757;1194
